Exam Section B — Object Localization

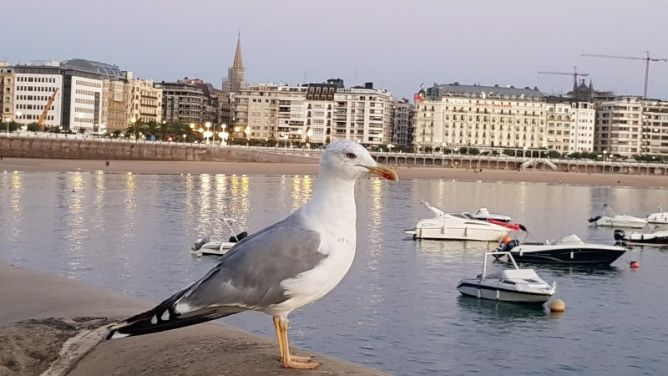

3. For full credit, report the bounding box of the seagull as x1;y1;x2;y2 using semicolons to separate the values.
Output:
107;140;398;369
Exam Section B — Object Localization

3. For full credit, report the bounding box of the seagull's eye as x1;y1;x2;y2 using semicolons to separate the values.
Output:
345;152;357;160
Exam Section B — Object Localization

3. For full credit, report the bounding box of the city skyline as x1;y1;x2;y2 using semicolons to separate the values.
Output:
2;0;668;100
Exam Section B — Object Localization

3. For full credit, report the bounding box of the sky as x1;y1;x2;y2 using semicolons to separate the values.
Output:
2;0;668;100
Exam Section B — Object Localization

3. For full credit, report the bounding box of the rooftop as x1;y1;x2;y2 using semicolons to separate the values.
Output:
427;82;544;100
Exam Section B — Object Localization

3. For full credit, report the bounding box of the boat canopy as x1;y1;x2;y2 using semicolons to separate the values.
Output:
501;269;541;281
558;234;584;245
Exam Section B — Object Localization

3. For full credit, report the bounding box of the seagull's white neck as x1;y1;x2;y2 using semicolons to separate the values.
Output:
300;175;357;228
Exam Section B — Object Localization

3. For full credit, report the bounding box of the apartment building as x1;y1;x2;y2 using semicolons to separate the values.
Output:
102;79;127;132
0;63;16;121
330;83;395;146
596;97;668;157
128;73;162;124
545;99;595;153
228;80;399;145
391;99;414;147
157;80;204;125
641;100;668;156
595;97;643;156
414;83;547;150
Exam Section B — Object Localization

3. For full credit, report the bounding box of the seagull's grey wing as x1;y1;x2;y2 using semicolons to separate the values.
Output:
177;214;325;311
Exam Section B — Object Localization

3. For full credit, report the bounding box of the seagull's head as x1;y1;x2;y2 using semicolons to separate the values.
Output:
320;140;398;181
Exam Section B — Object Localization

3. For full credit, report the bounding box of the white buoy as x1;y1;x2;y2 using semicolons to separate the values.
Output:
549;298;566;313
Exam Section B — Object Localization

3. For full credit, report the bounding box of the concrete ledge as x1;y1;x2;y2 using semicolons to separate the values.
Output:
0;137;318;164
0;264;385;376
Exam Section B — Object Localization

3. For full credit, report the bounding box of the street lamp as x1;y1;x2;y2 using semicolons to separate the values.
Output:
219;131;229;146
282;133;288;150
182;133;187;143
244;126;251;146
204;122;212;144
387;143;395;153
4;117;11;135
130;117;137;140
441;142;447;155
306;127;313;145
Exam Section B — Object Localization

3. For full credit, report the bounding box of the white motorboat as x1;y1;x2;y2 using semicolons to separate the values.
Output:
646;207;668;224
498;234;627;265
614;228;668;246
457;251;556;304
588;205;647;229
190;218;248;257
406;202;510;242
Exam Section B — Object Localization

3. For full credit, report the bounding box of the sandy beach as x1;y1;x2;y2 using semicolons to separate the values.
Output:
1;157;666;188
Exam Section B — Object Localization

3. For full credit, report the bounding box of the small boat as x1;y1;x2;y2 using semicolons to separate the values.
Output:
646;207;668;224
190;218;248;256
472;208;527;231
498;234;627;265
588;205;647;229
457;251;556;304
406;201;510;242
614;228;668;246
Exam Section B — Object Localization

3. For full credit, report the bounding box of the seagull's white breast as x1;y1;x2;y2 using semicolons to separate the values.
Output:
268;197;357;317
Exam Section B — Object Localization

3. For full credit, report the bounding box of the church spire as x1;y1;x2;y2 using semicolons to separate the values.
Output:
233;32;244;68
223;33;247;92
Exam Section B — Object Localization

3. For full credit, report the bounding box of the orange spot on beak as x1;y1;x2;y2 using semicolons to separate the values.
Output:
365;166;399;181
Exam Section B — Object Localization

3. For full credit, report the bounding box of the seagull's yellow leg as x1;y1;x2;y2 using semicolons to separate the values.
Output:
279;318;319;369
272;316;285;361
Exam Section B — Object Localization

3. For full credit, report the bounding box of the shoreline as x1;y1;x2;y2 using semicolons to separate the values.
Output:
1;157;667;188
0;263;385;376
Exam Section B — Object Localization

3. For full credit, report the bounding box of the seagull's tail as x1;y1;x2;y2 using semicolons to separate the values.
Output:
106;288;240;340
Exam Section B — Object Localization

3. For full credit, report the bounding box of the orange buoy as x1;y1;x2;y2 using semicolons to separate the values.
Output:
630;261;640;269
549;298;566;313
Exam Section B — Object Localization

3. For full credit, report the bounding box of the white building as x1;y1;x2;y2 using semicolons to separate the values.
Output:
414;83;547;151
230;80;398;146
595;97;643;157
330;83;394;146
69;75;103;132
641;100;668;156
13;68;63;128
545;100;595;153
595;97;668;157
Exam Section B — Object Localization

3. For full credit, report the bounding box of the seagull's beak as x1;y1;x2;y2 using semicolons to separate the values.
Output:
364;165;399;181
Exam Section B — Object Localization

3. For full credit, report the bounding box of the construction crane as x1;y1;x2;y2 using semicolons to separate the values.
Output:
581;51;668;98
538;66;590;90
37;88;59;130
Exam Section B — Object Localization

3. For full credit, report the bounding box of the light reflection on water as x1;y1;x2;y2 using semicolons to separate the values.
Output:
1;172;667;375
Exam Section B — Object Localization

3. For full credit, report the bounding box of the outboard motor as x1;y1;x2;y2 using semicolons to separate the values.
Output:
229;231;248;243
588;215;601;223
613;229;626;241
191;237;210;251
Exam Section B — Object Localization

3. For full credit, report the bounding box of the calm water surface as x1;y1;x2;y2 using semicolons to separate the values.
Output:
1;171;667;375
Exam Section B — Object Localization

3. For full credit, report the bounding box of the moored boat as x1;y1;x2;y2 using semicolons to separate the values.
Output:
588;205;647;229
646;209;668;224
499;234;627;265
406;202;510;242
457;251;556;304
190;218;248;256
614;228;668;246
